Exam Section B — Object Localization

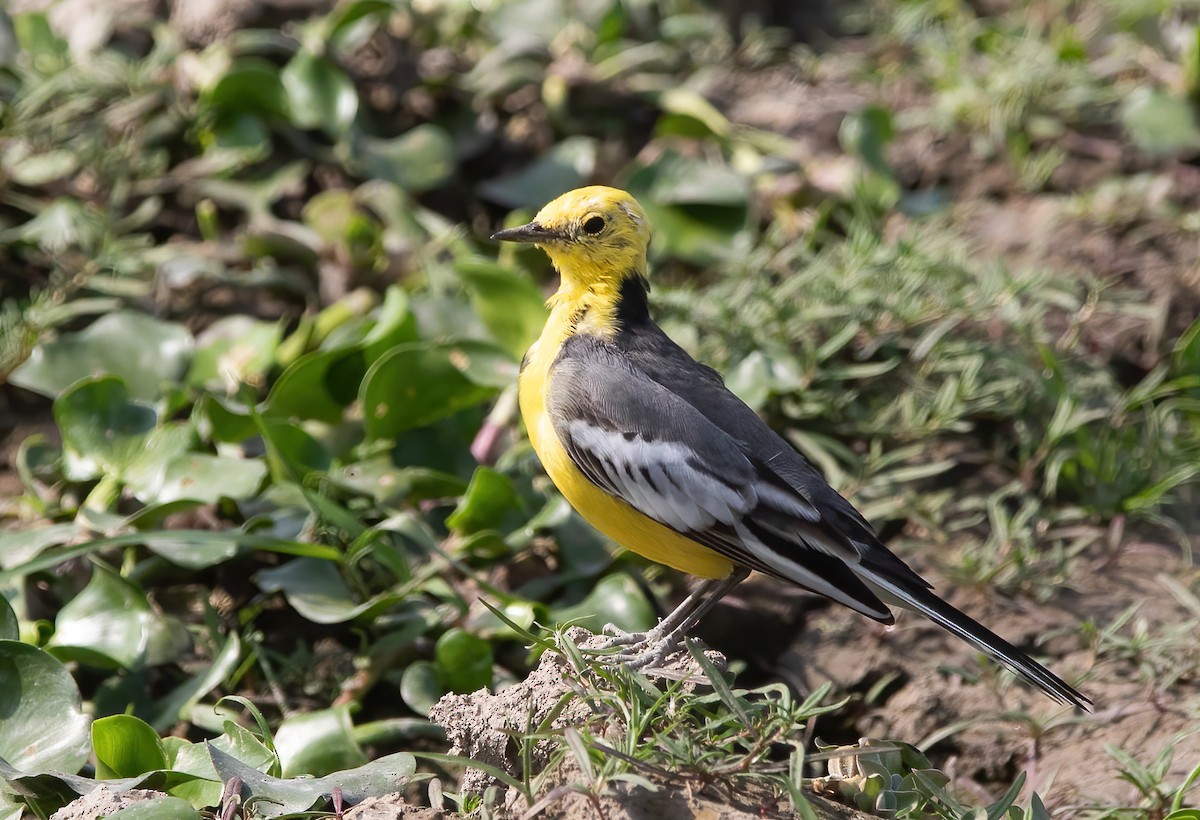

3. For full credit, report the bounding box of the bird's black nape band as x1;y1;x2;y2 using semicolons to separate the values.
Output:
614;273;651;330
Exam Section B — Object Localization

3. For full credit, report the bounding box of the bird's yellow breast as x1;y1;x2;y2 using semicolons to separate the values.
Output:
518;305;733;580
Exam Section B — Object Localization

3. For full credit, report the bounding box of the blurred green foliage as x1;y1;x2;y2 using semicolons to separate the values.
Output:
1;0;1199;816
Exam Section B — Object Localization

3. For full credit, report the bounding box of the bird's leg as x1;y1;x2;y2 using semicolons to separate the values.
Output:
600;569;749;670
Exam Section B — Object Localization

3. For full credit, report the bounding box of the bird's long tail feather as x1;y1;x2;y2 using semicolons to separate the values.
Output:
862;573;1091;710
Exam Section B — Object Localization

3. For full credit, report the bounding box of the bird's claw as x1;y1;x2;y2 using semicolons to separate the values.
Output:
596;623;685;670
599;621;665;650
599;622;646;646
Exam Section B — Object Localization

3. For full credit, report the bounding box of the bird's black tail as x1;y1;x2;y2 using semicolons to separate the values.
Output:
862;572;1092;710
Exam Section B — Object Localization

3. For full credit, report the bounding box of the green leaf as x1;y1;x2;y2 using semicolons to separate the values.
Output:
639;150;749;207
187;316;282;392
362;285;422;362
193;395;258;444
255;558;375;624
282;52;357;134
361;124;456;193
259;418;332;481
1121;88;1200;157
107;797;201;819
266;346;366;423
0;640;91;773
12;13;67;62
163;741;223;808
0;597;17;641
140;531;239;571
361;342;510;438
478;136;597;209
204;58;289;120
0;530;338;584
300;194;384;274
447;467;522;535
11;312;193;400
210;720;277;773
623;151;749;264
434;628;493;694
207;745;415;818
552;572;656;634
326;0;394;41
0;524;79;573
840;105;896;177
275;707;367;778
399;661;444;717
138;454;267;505
92;715;168;779
656;88;731;141
456;261;548;357
1173;316;1200;381
52;377;158;482
49;564;191;669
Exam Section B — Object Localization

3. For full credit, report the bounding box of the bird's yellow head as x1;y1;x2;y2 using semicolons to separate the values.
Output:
492;186;651;291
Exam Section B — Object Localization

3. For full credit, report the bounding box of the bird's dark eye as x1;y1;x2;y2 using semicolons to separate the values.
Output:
582;216;606;235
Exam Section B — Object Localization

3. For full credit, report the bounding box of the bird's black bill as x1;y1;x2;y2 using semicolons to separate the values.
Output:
491;221;564;243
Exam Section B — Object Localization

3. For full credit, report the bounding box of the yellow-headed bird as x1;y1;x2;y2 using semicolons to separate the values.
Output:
494;185;1090;709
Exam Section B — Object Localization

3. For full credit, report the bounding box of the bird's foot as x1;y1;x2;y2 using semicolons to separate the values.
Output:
599;622;656;648
611;637;683;670
599;622;678;663
597;622;702;673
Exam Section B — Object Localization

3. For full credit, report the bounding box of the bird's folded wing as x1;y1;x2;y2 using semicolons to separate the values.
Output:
547;338;893;621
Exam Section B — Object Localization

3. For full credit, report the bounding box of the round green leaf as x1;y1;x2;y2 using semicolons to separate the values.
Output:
204;59;289;119
212;111;272;151
478;136;596;209
92;715;168;779
456;261;548;357
49;564;191;669
360;342;509;439
282;52;357;133
266;346;366;424
303;189;363;243
193;395;258;444
399;661;444;716
187;316;282;392
434;628;492;694
0;640;91;773
275;707;366;778
552;572;656;635
12;311;193;400
361;124;455;193
255;558;366;625
52;376;157;481
446;467;521;535
624;151;750;265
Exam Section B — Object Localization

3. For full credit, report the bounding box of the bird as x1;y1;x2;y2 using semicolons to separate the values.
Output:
492;185;1091;710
